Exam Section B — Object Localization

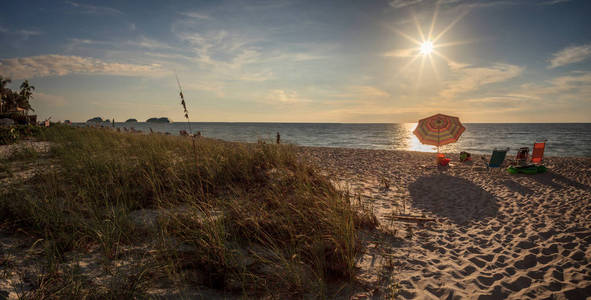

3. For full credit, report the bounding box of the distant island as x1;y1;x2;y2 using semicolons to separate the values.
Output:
86;117;104;123
146;117;171;123
125;118;138;123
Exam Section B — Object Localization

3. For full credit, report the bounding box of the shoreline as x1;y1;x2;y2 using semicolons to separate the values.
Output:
71;122;591;158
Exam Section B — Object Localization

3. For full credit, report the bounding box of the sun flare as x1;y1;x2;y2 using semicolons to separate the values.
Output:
420;41;434;55
387;4;470;84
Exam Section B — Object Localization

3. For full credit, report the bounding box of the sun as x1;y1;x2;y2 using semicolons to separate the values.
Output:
386;4;471;83
420;41;434;55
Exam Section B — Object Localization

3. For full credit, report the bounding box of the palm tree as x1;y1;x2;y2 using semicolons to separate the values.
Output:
18;80;35;112
0;76;11;113
3;92;19;112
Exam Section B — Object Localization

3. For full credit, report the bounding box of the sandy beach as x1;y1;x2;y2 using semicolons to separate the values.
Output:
2;138;591;298
2;0;590;297
299;147;591;299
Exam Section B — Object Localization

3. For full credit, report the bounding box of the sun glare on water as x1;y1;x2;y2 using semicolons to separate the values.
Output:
420;41;434;55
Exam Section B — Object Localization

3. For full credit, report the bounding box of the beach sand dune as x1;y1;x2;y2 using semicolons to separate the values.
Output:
299;147;591;299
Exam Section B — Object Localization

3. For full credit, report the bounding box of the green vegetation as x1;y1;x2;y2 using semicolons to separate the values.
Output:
0;76;35;113
0;125;376;297
0;124;43;145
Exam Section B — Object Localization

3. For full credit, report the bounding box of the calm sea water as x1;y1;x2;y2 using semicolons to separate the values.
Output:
89;122;591;157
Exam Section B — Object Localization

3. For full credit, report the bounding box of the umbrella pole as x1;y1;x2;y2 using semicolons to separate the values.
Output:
437;128;440;153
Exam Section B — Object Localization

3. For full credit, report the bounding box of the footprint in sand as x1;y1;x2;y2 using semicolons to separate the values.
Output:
542;243;559;255
476;274;503;287
515;254;538;269
515;239;535;249
501;276;532;292
469;257;487;268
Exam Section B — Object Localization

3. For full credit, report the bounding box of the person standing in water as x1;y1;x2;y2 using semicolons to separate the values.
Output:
276;132;280;144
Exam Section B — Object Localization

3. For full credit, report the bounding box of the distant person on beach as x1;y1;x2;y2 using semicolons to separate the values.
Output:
276;132;280;144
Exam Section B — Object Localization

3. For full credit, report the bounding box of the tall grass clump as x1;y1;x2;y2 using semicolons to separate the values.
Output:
0;125;376;297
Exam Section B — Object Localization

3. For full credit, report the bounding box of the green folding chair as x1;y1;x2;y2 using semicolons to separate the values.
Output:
483;148;509;170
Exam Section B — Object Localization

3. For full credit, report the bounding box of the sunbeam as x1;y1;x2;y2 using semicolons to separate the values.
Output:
416;55;426;87
413;14;426;42
431;50;457;66
432;9;470;43
386;3;470;84
427;2;440;40
433;40;477;48
397;53;422;74
428;54;440;81
388;25;423;46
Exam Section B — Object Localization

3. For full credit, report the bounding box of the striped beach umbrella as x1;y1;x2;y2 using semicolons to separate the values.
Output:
413;113;465;152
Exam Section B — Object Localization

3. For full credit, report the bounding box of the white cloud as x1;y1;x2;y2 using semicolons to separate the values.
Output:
179;12;211;20
129;36;172;50
16;30;41;39
389;0;514;10
389;0;424;9
184;80;225;97
65;1;123;15
172;27;275;85
0;27;42;40
522;71;591;98
265;89;309;104
0;55;166;79
464;95;533;112
383;48;416;58
287;53;327;61
440;62;524;98
548;44;591;69
66;36;173;52
338;86;391;100
541;0;571;5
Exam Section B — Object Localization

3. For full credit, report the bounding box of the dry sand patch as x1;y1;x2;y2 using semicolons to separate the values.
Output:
300;147;591;299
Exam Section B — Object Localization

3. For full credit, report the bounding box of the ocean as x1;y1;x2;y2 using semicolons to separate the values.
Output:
89;122;591;157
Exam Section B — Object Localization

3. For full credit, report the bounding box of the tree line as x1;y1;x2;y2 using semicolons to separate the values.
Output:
0;75;35;113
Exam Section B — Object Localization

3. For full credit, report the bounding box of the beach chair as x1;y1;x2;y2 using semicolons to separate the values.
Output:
531;141;546;164
515;147;529;166
483;148;509;170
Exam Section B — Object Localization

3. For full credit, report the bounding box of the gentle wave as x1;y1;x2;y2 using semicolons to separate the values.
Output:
80;122;591;157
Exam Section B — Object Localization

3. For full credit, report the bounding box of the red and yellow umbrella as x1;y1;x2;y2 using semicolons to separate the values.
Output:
413;113;465;152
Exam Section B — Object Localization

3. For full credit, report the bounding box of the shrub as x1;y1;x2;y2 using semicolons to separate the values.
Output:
0;126;19;145
0;124;42;145
16;124;43;137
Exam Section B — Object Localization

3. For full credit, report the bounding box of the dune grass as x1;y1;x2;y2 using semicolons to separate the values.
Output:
0;125;376;297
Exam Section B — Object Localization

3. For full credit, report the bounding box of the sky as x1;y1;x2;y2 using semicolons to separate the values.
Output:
0;0;590;123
